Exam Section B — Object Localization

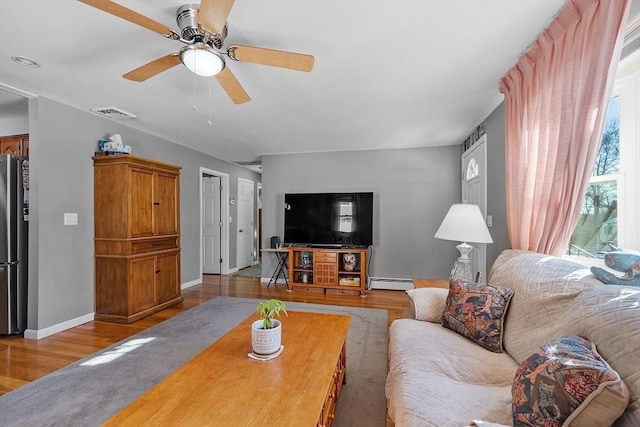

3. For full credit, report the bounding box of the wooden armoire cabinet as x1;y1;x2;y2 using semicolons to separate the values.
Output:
93;154;182;323
0;134;29;157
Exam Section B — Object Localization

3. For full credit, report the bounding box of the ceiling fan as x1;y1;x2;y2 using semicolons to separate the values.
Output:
78;0;315;104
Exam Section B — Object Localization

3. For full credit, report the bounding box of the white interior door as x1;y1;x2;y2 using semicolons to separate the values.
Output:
462;134;488;281
237;177;254;270
202;175;221;274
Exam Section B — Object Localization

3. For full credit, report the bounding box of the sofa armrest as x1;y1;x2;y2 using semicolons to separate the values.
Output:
405;287;449;322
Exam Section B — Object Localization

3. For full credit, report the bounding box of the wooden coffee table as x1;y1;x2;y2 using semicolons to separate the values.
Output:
104;311;350;427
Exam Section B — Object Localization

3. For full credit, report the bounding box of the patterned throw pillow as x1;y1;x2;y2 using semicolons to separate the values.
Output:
440;279;514;352
512;336;629;427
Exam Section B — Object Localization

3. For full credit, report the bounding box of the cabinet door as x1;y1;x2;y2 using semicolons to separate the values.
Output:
0;137;21;155
20;136;29;157
154;172;179;236
315;262;337;286
156;251;179;303
130;168;154;237
130;256;157;313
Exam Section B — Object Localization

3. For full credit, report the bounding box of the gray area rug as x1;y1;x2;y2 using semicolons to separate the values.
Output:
0;296;388;426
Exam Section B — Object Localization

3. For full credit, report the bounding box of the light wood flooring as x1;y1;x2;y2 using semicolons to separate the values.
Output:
0;273;410;396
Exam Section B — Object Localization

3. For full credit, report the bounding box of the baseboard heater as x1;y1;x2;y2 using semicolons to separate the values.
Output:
369;277;414;291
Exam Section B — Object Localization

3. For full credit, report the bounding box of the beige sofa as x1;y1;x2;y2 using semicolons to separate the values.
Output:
386;249;640;426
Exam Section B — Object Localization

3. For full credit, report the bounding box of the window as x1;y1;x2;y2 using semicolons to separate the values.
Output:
567;46;640;257
467;158;479;180
338;201;353;233
567;97;619;257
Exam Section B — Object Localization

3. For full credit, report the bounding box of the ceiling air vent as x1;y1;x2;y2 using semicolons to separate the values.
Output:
90;106;136;120
235;160;262;166
234;160;262;172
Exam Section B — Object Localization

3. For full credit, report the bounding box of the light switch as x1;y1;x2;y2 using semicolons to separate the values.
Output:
64;213;78;226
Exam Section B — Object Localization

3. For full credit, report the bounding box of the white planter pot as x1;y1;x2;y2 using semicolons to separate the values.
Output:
251;319;282;355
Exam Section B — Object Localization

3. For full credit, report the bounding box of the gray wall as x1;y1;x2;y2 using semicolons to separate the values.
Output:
484;100;511;270
28;96;260;330
261;146;462;281
25;94;510;330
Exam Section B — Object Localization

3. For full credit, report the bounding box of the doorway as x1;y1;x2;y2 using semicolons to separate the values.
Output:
257;182;262;262
236;177;254;270
462;134;488;280
200;168;229;275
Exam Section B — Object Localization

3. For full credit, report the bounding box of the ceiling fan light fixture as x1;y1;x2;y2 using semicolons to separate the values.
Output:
179;43;225;77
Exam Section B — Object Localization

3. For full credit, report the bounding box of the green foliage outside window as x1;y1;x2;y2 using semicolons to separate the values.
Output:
567;97;619;257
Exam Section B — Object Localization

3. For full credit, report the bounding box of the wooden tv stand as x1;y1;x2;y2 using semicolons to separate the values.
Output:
288;247;368;296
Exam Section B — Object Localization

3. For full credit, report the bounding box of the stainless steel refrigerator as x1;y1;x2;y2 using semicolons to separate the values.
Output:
0;154;29;334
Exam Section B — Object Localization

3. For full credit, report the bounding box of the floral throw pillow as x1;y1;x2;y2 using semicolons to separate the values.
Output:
512;336;629;427
440;279;514;352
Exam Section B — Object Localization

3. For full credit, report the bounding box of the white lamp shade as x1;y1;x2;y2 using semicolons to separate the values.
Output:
180;43;225;77
434;204;493;244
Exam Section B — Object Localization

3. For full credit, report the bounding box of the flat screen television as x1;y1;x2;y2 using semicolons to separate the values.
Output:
284;192;373;247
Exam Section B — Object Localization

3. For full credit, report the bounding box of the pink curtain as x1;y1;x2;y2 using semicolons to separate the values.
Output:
499;0;629;256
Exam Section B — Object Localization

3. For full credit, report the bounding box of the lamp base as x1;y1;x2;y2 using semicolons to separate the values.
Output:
449;242;473;281
450;259;472;281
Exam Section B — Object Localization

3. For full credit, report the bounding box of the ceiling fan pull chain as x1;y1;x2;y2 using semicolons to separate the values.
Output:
208;78;213;126
192;68;198;112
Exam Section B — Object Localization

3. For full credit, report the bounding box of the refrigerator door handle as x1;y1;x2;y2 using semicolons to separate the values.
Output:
0;261;18;268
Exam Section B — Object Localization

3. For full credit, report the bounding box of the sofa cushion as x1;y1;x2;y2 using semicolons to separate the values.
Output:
487;251;603;363
386;319;518;426
441;279;514;352
512;335;629;427
406;287;449;322
489;250;640;425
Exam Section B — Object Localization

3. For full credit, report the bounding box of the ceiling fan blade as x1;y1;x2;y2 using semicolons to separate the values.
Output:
78;0;177;38
198;0;235;35
215;67;250;104
229;45;314;72
123;54;181;82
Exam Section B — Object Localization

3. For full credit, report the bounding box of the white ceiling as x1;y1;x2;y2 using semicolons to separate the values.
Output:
0;1;638;169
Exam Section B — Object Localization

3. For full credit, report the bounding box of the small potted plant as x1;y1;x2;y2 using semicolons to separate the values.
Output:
251;299;288;355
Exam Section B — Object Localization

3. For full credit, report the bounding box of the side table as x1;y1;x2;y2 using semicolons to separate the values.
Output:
261;248;290;288
412;278;449;289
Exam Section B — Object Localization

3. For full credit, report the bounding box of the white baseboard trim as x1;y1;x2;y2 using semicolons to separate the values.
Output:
24;312;95;340
369;277;414;291
181;279;201;290
256;276;413;290
260;277;289;286
23;278;214;340
228;267;239;274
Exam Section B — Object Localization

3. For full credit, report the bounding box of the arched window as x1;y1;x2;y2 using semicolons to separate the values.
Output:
466;158;479;180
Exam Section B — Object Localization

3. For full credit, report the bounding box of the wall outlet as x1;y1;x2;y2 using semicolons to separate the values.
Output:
486;215;493;227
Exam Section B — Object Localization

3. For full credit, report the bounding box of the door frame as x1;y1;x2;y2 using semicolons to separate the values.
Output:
236;177;255;270
256;182;262;263
461;134;488;280
199;167;229;275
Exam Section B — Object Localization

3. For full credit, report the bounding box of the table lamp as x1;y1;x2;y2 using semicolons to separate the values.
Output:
434;203;493;281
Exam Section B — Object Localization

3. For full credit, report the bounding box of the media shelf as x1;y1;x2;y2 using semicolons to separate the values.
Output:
288;247;368;296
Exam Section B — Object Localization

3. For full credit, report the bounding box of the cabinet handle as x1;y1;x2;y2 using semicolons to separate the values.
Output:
153;202;160;206
155;270;161;274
